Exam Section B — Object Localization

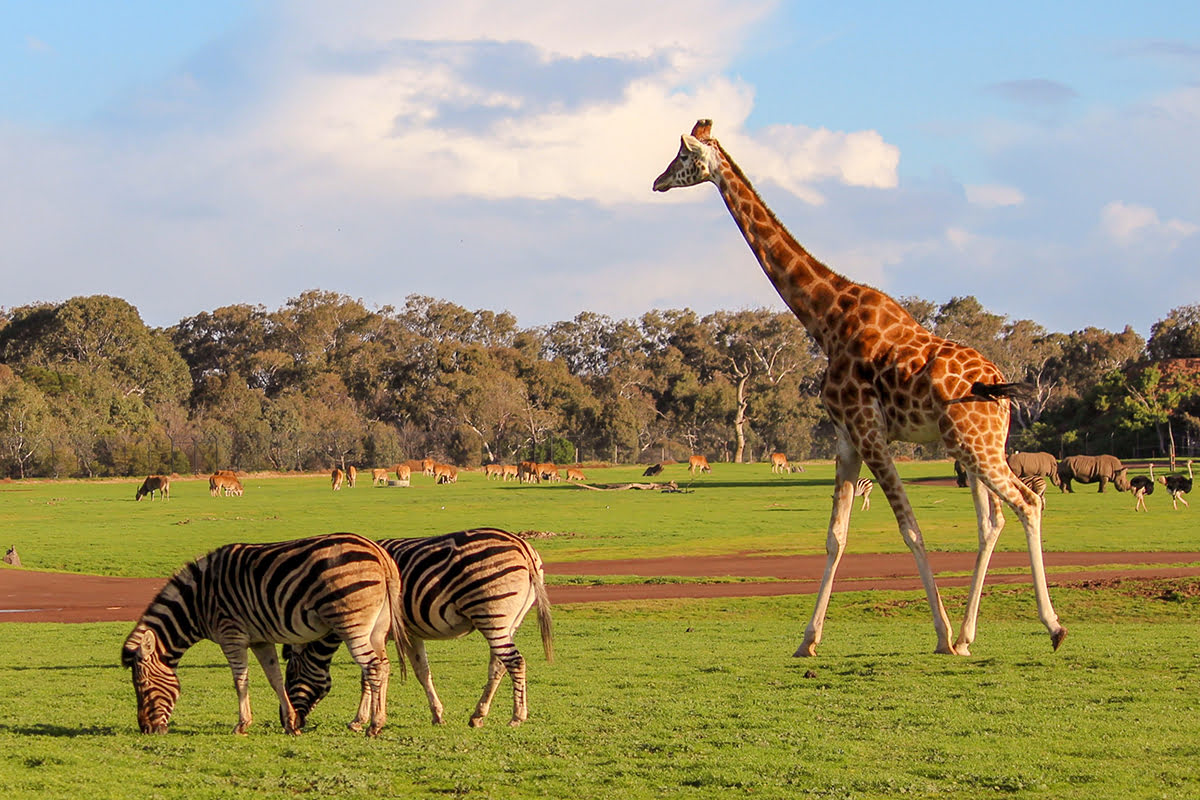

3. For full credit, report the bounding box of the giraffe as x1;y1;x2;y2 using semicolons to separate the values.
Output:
653;119;1066;656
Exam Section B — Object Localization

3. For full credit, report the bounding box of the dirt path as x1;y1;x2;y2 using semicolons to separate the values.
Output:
3;551;1198;624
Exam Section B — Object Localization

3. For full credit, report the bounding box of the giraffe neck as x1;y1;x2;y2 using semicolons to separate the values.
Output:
711;146;855;354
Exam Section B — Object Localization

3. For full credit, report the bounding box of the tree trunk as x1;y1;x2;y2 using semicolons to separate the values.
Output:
733;374;749;463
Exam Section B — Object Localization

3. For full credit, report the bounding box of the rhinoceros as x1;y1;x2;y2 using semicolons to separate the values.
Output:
1057;454;1130;493
1007;451;1065;491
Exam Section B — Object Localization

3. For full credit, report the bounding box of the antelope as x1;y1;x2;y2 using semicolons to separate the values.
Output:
346;466;357;488
565;467;586;482
770;453;789;474
501;464;519;482
395;464;412;482
483;464;505;480
331;468;344;491
433;464;458;484
688;455;711;476
135;475;170;502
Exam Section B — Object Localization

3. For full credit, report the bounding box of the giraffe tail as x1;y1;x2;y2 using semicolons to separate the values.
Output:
971;381;1034;402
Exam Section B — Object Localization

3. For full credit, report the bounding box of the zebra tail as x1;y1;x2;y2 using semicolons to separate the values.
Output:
386;569;409;682
533;570;554;664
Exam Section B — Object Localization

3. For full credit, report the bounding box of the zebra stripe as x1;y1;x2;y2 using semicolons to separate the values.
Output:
283;527;553;729
122;532;406;736
1020;474;1047;503
854;478;873;511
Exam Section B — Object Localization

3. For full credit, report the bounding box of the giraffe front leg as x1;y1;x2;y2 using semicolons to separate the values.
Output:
796;435;860;657
859;445;956;655
954;475;1006;655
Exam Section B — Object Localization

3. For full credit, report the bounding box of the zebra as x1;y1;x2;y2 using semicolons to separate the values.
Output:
854;478;873;511
1021;474;1048;507
282;527;553;729
121;532;408;737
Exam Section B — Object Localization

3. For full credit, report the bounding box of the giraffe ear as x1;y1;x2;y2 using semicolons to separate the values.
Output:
690;119;713;139
681;134;706;155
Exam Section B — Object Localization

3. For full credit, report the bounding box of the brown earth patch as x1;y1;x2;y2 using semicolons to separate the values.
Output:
2;550;1199;624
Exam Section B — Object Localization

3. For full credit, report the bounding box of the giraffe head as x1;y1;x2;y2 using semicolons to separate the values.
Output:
653;119;721;192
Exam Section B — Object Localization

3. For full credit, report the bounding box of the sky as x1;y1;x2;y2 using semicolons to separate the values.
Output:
2;1;1199;340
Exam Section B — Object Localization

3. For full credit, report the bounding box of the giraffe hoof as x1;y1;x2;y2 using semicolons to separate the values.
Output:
347;720;363;733
468;716;486;728
1051;627;1068;651
793;642;817;658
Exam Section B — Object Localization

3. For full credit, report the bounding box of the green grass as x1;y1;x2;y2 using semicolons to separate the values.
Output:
2;463;1198;798
1;587;1197;799
2;461;1197;578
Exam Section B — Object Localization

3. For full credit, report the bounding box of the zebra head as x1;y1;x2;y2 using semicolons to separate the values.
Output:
280;640;336;729
122;624;180;734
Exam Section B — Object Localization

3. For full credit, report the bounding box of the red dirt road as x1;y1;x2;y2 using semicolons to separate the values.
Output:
3;551;1198;623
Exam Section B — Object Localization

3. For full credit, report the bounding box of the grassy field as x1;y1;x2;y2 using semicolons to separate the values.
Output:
1;461;1195;578
1;462;1198;799
1;590;1197;799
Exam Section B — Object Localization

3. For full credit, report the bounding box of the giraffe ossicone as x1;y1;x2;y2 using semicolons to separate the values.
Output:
654;119;1066;657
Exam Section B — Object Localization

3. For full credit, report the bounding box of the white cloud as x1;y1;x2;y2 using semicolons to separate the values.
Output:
965;183;1024;208
1100;201;1197;247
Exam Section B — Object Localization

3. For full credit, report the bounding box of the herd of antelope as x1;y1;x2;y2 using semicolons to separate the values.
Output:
134;452;821;503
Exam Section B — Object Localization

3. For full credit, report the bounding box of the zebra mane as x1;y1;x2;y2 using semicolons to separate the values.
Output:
135;557;209;664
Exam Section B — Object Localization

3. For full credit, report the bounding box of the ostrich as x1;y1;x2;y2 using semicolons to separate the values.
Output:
1129;464;1155;512
1158;460;1193;510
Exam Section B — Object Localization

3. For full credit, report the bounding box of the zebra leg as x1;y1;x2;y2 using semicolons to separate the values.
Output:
410;639;446;725
250;642;299;735
469;654;508;728
220;643;255;735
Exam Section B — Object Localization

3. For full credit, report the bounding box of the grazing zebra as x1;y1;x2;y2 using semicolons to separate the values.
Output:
1021;475;1048;507
283;527;553;729
854;478;873;511
121;532;407;737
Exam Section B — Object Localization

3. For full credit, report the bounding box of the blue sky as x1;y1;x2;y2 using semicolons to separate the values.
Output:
2;1;1198;340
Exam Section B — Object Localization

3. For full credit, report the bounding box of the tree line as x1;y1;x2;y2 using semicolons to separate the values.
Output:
1;290;1198;479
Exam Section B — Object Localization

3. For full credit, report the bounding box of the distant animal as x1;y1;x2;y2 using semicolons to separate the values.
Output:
395;464;412;482
121;533;407;736
1057;454;1131;493
372;468;389;486
642;463;664;477
1129;464;1155;512
422;458;436;477
953;460;968;488
854;478;873;511
565;467;586;482
770;452;789;474
518;461;539;483
135;475;170;502
434;464;458;484
1159;460;1193;510
282;528;553;729
1007;451;1064;491
537;463;560;483
209;472;242;497
501;464;519;481
688;455;711;476
346;466;357;488
331;468;344;491
483;464;505;480
3;545;20;567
